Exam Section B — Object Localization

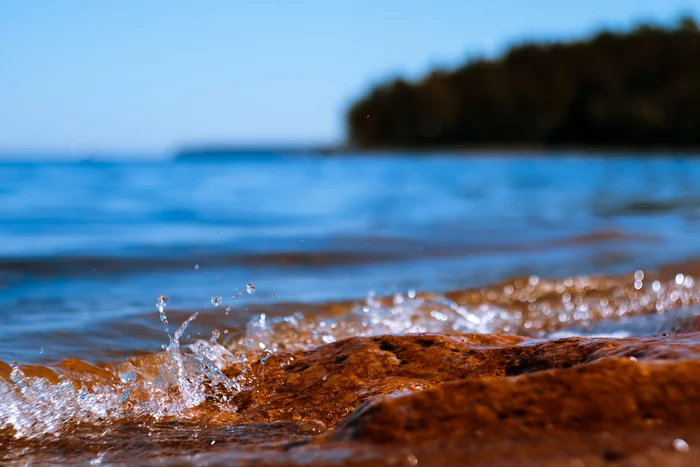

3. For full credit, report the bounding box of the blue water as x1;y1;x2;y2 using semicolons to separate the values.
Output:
2;153;700;363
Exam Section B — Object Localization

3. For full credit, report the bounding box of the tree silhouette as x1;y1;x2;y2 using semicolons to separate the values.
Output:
347;18;700;148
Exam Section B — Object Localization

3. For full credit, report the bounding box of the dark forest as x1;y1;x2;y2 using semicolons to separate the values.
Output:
347;18;700;148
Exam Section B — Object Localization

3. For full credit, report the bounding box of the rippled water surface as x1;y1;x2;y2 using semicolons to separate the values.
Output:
2;153;700;464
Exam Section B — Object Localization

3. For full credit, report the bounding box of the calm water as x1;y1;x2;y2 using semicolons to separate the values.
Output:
2;153;700;364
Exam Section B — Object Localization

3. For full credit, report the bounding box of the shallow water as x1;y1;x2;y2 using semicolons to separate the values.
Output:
2;152;700;464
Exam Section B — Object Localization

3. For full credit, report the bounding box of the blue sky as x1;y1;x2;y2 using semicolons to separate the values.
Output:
1;1;698;154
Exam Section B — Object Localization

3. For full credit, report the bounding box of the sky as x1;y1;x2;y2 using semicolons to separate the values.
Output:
1;1;699;154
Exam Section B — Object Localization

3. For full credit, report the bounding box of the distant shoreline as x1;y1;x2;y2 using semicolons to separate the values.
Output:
174;144;700;159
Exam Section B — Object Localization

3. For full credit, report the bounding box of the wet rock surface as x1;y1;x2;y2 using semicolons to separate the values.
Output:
211;333;699;465
2;331;700;465
222;332;700;426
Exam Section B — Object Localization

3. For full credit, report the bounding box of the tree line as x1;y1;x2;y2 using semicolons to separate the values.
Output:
346;18;700;148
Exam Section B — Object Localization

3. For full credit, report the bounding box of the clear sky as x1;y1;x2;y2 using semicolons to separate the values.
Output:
1;1;698;154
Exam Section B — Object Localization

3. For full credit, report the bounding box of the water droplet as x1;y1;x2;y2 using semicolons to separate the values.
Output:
211;440;216;445
232;291;243;299
676;273;685;285
246;284;255;295
194;264;199;270
223;329;229;334
224;305;231;315
39;348;44;354
322;375;327;381
634;270;644;281
210;329;220;343
673;438;689;452
406;454;418;465
408;289;416;299
156;295;169;312
211;296;222;307
156;295;169;330
273;293;278;299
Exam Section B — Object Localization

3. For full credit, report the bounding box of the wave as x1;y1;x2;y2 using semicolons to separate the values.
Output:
0;230;654;280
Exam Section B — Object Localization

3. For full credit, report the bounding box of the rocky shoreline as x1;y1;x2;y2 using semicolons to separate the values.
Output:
212;332;700;465
3;332;700;465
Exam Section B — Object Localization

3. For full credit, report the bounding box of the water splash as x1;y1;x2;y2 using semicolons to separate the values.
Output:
0;311;240;439
211;296;222;307
228;272;700;354
246;284;255;295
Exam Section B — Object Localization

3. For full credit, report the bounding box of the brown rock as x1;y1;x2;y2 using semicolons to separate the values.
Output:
217;332;700;465
226;332;700;428
331;358;700;443
5;332;700;465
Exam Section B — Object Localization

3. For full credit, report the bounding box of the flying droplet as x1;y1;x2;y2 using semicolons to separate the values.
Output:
225;305;231;315
211;296;222;307
210;329;220;343
156;295;169;313
194;264;199;270
273;293;278;299
156;295;169;329
246;284;255;295
39;348;44;354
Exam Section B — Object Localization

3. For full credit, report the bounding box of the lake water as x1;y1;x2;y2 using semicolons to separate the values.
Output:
2;154;700;363
2;152;700;463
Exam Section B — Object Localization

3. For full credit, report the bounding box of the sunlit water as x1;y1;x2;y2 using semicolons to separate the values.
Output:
2;153;700;462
